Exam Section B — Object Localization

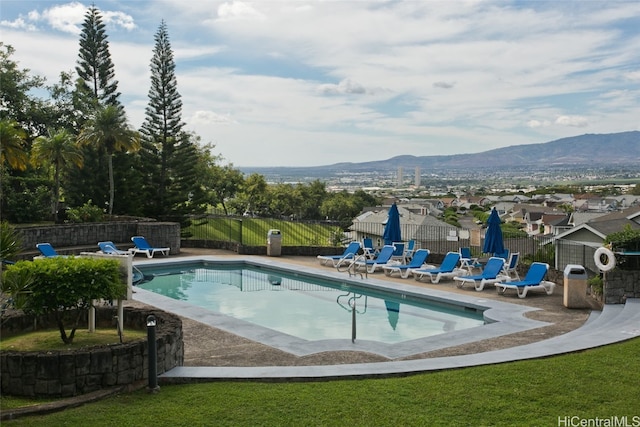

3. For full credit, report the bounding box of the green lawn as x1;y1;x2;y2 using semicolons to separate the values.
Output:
184;217;342;247
2;337;638;426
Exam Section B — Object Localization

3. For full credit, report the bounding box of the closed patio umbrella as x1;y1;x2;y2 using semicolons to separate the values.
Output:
384;300;400;330
383;203;401;245
483;208;505;256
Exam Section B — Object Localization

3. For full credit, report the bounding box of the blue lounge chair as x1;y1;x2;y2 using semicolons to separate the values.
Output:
35;243;66;258
494;249;510;260
383;249;431;278
459;247;482;273
130;236;170;258
454;256;505;291
317;241;361;267
502;252;520;280
412;252;464;283
404;239;417;261
362;237;378;259
494;262;555;298
353;245;396;273
98;241;129;255
391;242;405;262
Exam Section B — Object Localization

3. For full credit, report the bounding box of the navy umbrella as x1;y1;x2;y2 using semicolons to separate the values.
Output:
384;300;400;330
483;208;505;256
383;203;401;245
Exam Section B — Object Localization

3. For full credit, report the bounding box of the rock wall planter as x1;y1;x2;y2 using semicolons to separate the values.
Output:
0;307;183;398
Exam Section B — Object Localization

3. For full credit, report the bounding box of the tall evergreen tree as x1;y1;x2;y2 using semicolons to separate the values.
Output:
139;21;201;217
67;5;125;212
75;6;120;107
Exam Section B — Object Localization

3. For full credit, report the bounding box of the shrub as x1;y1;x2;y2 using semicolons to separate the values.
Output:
1;257;126;344
0;221;22;263
605;224;640;270
588;275;603;297
66;200;104;223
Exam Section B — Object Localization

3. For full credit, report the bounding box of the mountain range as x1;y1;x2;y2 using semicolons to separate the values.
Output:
241;131;640;176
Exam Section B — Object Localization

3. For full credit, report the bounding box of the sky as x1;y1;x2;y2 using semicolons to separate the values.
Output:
1;1;640;167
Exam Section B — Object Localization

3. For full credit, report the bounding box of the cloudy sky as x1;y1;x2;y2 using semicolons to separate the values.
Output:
2;1;639;167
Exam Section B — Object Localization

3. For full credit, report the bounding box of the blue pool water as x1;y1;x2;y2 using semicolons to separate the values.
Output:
136;262;485;344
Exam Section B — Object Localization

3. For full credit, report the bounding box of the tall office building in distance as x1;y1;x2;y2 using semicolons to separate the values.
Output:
397;167;403;187
415;166;421;187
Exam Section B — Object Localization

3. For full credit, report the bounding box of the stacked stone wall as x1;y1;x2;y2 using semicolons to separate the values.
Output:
0;307;183;397
15;222;180;259
603;270;640;304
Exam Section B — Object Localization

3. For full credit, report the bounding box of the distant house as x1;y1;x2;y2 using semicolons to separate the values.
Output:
553;206;640;272
350;204;454;247
542;213;571;236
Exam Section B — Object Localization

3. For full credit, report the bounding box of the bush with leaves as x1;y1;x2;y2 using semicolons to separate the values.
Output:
66;199;104;223
0;221;22;264
1;257;126;344
605;224;640;270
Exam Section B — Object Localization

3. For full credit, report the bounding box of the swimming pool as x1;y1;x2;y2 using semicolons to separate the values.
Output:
132;256;550;359
136;262;485;344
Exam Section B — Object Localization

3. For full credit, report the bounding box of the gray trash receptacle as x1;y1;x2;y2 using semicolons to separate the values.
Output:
563;264;588;308
267;229;282;257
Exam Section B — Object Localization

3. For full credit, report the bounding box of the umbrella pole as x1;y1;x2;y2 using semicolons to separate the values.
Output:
351;299;356;343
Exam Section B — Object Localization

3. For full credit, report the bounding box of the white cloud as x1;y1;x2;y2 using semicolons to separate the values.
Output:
190;111;237;125
625;70;640;81
102;11;136;31
0;17;37;31
527;120;551;129
41;2;87;34
216;1;265;22
555;115;589;128
317;78;368;95
1;0;640;166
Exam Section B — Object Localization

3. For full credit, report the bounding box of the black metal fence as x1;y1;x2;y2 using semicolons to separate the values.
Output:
182;215;577;268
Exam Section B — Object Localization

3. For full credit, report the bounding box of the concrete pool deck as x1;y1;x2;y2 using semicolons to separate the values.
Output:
126;249;640;382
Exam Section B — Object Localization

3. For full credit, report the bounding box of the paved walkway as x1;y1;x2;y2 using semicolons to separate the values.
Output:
160;298;640;381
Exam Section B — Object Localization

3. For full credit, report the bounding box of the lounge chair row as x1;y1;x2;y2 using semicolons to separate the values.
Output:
317;243;554;299
36;236;170;259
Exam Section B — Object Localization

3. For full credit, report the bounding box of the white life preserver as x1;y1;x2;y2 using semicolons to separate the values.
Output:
594;247;616;272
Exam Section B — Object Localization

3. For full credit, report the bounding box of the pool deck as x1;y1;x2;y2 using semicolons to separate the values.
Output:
128;249;640;382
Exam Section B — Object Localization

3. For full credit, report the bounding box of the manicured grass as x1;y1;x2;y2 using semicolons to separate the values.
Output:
0;328;146;352
184;217;342;246
2;338;638;426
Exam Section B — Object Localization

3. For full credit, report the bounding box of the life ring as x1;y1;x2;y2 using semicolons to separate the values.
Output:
594;247;616;272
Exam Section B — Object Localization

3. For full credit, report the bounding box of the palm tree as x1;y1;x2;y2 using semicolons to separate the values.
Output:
77;105;140;214
31;129;84;222
0;119;29;171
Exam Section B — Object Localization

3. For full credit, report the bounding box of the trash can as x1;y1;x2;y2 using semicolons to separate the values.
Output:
267;229;282;257
563;264;588;308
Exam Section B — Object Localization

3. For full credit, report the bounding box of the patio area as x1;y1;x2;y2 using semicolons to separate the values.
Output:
127;248;600;368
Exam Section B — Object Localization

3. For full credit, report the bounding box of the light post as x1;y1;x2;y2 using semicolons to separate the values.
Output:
146;314;160;393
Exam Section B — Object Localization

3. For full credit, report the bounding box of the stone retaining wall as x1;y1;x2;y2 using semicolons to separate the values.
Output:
0;307;183;398
603;270;640;304
15;222;181;260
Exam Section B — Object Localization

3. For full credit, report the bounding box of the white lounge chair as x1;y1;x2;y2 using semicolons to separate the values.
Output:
130;236;170;258
352;245;396;273
98;241;129;255
459;247;482;273
383;249;431;279
35;243;67;258
412;252;465;284
502;252;521;280
454;256;505;291
317;241;361;267
494;262;555;298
